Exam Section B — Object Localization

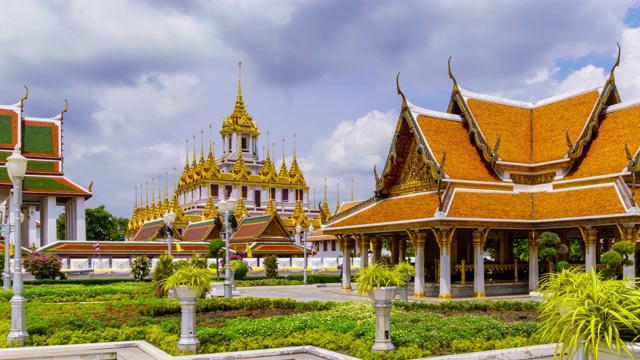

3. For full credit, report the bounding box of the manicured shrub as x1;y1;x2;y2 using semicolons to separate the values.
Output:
131;255;151;281
152;255;174;298
264;255;278;279
231;260;248;280
190;253;208;269
22;252;62;279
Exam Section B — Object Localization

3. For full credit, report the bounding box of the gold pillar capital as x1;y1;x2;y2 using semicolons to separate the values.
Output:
472;228;490;248
616;223;640;242
431;226;456;254
527;231;539;248
406;229;427;247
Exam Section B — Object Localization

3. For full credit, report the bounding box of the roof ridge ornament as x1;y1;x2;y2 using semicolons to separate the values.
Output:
19;86;28;108
609;42;621;84
59;100;68;121
396;72;408;112
625;141;640;204
448;56;459;94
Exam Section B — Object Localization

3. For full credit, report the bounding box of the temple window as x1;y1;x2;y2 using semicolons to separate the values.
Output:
242;137;248;152
323;241;328;251
228;137;232;151
295;189;304;201
225;185;233;198
270;187;276;201
211;184;219;198
241;186;248;199
331;241;336;251
282;189;289;202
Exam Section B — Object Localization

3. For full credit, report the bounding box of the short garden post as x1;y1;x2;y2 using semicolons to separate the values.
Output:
370;287;396;352
176;286;200;353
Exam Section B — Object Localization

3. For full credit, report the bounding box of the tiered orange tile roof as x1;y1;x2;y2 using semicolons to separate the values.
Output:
533;186;624;219
328;193;440;228
465;91;599;164
466;99;531;163
447;191;533;220
416;115;500;182
532;91;599;163
565;103;640;179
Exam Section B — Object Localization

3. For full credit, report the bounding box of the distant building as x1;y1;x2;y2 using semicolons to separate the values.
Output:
126;64;322;243
0;90;92;249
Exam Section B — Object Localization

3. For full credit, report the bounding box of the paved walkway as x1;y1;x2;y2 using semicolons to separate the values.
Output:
234;283;535;303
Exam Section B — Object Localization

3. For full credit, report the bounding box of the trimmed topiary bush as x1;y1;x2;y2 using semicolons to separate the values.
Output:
131;255;151;281
264;255;278;279
152;255;174;298
22;252;62;279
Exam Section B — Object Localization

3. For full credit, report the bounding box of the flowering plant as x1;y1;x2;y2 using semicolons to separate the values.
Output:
23;252;63;279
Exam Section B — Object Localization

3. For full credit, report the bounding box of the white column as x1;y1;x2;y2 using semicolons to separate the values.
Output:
472;229;489;298
75;197;86;241
579;227;597;272
432;227;455;300
65;200;76;241
340;236;352;289
41;196;57;245
27;206;37;249
412;232;426;298
528;231;539;291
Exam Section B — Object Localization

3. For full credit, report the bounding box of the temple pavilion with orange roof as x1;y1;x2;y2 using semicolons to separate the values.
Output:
324;46;640;299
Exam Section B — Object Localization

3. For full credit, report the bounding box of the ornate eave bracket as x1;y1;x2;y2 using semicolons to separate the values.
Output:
566;44;621;163
625;141;640;205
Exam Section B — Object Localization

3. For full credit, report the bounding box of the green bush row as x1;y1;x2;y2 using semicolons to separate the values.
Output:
393;299;540;312
25;278;150;286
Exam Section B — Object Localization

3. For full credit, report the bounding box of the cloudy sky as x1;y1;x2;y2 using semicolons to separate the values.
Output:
1;0;640;218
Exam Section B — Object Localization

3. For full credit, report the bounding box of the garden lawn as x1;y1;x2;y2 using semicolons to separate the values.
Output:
0;281;542;359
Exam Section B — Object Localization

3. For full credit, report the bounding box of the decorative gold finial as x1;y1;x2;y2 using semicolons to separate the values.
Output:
609;42;622;83
351;178;354;202
19;86;28;109
396;72;408;111
335;181;341;214
59;99;69;121
448;56;459;93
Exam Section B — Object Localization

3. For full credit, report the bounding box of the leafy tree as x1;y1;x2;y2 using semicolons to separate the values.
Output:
512;238;529;262
207;239;224;279
190;253;208;269
569;238;582;261
537;232;569;272
152;254;174;298
0;251;4;276
600;240;635;279
264;255;278;279
57;205;129;241
404;241;415;258
131;256;151;281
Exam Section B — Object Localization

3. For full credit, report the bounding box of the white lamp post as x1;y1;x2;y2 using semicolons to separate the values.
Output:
6;145;28;346
217;196;237;299
296;223;314;284
163;210;177;298
2;211;10;291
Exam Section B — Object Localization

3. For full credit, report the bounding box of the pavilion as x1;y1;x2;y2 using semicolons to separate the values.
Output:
323;47;640;299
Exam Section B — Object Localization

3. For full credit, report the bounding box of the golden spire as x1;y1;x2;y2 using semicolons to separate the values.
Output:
288;133;305;184
291;196;309;227
201;193;218;221
232;139;250;180
335;182;341;215
264;195;276;215
260;131;277;179
278;138;288;178
220;61;259;135
321;178;332;222
151;178;156;208
235;196;250;221
179;139;190;188
351;178;354;202
164;171;170;209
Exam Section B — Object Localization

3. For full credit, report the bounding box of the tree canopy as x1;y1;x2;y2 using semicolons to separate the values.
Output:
57;205;129;241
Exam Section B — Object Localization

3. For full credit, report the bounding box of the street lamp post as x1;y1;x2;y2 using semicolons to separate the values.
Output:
296;223;314;284
2;213;10;290
217;197;237;299
163;210;177;299
6;145;28;346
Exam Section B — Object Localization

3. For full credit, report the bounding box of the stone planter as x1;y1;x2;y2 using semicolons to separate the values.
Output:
368;286;397;352
175;286;202;353
596;342;640;360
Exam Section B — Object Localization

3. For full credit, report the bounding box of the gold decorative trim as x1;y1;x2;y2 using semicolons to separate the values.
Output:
509;172;555;185
413;292;426;298
341;286;352;290
438;293;452;300
473;292;486;298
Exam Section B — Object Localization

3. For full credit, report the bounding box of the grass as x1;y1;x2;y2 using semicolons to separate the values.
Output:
0;281;542;358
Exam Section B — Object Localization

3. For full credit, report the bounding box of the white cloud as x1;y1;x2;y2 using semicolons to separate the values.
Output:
615;27;640;101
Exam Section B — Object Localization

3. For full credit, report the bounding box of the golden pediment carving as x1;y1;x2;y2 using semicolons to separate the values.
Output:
389;141;437;195
510;172;555;185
